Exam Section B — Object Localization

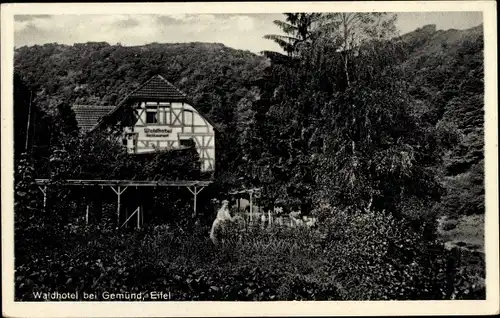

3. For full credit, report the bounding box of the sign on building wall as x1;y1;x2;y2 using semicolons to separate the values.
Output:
144;128;172;137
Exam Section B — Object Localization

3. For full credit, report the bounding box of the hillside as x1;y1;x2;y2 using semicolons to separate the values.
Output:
399;25;484;218
14;42;269;182
14;24;484;217
14;42;269;115
13;18;486;302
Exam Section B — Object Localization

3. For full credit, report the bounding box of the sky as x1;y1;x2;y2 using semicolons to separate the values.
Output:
14;12;483;54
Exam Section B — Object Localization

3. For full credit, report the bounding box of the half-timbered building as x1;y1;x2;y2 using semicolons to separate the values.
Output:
73;75;217;173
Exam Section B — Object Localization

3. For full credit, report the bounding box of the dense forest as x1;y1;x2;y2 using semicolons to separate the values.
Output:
14;22;484;217
13;14;485;301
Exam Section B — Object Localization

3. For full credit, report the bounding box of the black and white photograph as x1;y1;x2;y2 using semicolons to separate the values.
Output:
1;1;498;317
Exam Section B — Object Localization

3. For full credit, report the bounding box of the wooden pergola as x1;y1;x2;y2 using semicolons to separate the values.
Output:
35;179;212;228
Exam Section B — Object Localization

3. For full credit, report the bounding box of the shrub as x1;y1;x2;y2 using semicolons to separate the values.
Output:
14;153;40;226
320;208;484;300
442;218;458;231
14;206;484;301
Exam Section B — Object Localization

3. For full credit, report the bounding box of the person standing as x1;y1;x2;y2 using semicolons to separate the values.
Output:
209;199;233;244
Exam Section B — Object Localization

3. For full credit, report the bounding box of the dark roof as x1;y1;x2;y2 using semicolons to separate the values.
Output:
72;105;115;132
129;74;188;101
90;74;220;132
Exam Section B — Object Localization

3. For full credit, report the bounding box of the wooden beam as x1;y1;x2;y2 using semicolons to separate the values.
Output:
116;185;121;227
137;205;141;229
135;108;146;126
187;186;204;218
121;206;139;228
191;186;198;218
181;102;185;133
38;185;47;212
35;179;212;188
228;188;262;195
156;102;160;124
85;204;89;225
249;191;253;223
111;185;127;227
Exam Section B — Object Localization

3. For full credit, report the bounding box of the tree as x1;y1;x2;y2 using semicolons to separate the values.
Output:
258;12;443;222
14;73;34;158
315;38;443;220
240;48;328;211
14;41;268;186
257;12;439;219
315;13;398;87
262;13;323;60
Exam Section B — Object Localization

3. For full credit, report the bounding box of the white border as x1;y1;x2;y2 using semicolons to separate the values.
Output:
2;2;498;317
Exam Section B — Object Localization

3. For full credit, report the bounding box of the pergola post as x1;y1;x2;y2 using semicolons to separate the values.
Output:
38;185;47;212
193;187;197;218
121;206;139;229
111;185;128;228
249;191;253;223
85;205;89;225
137;205;141;229
187;186;204;218
83;186;89;225
116;186;121;226
32;179;213;228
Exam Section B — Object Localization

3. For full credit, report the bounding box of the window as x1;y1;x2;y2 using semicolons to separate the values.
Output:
180;138;195;148
146;111;158;124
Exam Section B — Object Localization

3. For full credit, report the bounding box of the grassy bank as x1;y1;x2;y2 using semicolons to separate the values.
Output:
438;214;484;252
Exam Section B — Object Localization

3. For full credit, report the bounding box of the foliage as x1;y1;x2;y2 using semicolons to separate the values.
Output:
252;16;483;220
14;42;268;110
439;162;484;217
14;42;269;191
12;15;485;302
321;208;483;299
14;153;40;226
246;14;445;218
15;209;484;301
61;130;201;181
262;13;322;60
400;24;484;217
317;52;443;215
13;23;484;219
315;13;398;87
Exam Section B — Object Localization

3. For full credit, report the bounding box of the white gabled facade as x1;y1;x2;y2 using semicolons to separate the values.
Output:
123;100;215;172
87;74;217;173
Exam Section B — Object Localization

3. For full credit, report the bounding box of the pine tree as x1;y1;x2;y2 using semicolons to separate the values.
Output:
262;13;322;61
